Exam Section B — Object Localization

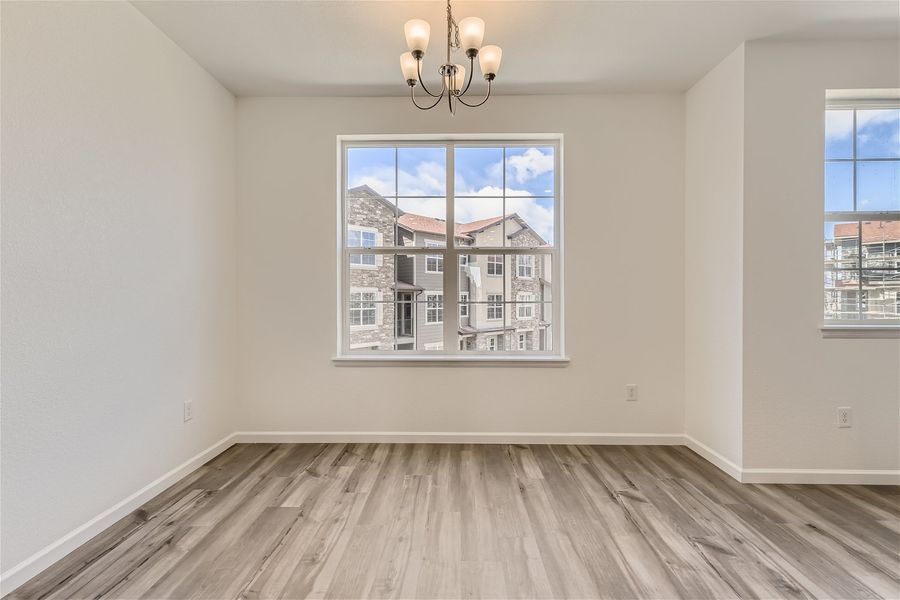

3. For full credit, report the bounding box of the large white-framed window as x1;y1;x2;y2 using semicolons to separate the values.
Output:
823;92;899;333
338;135;565;361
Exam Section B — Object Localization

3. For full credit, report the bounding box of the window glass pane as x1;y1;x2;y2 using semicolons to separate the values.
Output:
454;197;504;247
397;198;447;247
857;161;900;212
825;221;859;270
860;221;900;269
861;270;900;319
825;110;853;159
506;198;555;247
347;188;396;247
455;147;503;195
824;162;853;212
397;147;446;196
857;109;900;159
505;146;555;197
347;147;395;197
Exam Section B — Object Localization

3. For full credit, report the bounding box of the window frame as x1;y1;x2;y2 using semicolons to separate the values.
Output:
517;255;534;279
517;292;535;319
486;294;504;321
336;135;567;362
425;291;444;324
822;96;900;336
424;239;444;273
459;291;469;318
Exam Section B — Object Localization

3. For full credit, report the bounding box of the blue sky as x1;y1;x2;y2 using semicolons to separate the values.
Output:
347;145;556;243
825;108;899;215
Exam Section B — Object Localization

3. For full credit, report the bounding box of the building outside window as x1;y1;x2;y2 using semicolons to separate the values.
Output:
487;294;503;320
517;255;534;278
426;292;443;323
487;255;503;276
517;292;534;319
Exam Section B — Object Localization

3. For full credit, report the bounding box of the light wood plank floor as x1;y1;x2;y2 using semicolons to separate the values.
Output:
7;444;899;600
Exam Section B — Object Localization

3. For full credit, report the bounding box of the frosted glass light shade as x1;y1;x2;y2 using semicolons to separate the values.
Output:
479;45;502;77
458;17;484;51
400;52;418;81
404;19;430;54
444;64;465;91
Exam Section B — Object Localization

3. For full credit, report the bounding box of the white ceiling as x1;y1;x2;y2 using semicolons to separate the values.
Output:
132;1;899;97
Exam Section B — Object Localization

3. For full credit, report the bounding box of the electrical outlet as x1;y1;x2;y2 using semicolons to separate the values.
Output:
625;384;638;401
183;400;194;422
837;406;852;428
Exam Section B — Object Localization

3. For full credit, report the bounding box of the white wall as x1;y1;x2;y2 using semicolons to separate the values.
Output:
236;95;685;435
742;40;900;471
684;46;745;468
1;1;237;574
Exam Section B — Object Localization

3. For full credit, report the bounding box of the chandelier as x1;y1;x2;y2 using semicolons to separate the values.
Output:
400;0;502;114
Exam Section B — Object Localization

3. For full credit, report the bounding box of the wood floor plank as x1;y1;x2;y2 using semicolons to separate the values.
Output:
7;443;899;600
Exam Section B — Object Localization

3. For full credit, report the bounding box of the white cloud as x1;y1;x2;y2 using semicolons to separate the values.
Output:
506;148;553;184
455;186;554;244
349;161;445;197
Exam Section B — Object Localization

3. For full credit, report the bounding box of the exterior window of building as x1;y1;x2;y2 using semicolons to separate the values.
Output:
517;255;534;278
459;292;469;317
426;293;443;323
487;255;503;276
425;240;444;273
517;293;534;319
487;294;503;320
348;226;377;267
824;96;899;325
340;137;563;359
349;291;377;327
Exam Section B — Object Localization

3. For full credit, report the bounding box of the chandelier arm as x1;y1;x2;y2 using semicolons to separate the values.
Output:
458;55;476;97
455;80;491;108
411;84;444;110
416;59;443;98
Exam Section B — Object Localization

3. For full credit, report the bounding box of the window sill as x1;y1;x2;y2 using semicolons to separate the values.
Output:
820;324;900;339
332;355;571;366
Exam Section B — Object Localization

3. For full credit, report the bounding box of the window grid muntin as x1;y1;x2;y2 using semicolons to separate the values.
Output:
824;104;900;322
340;137;562;356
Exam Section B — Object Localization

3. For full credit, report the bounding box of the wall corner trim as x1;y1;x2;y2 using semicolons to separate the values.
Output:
0;433;238;597
683;435;743;482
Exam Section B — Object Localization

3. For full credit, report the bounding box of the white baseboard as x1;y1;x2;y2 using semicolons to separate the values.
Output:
683;435;743;482
741;468;900;485
683;435;899;485
0;433;237;597
233;431;686;445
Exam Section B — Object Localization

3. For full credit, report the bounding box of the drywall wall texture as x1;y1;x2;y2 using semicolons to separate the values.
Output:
1;1;238;573
236;95;686;435
742;40;900;471
684;45;745;468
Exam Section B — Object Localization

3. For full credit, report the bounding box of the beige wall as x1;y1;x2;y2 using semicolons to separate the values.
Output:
742;39;900;471
684;45;745;467
1;1;237;573
236;95;686;434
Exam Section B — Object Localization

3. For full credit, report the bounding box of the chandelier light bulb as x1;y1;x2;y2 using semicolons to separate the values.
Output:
444;64;466;92
404;19;430;57
458;17;485;54
400;52;419;84
478;45;502;78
